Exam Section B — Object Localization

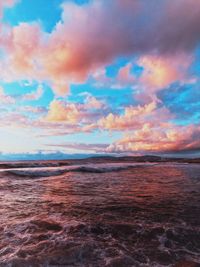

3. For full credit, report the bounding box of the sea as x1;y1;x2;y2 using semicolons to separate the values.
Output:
0;160;200;267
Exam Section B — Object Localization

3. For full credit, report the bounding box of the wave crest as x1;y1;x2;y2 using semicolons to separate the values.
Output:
1;163;153;178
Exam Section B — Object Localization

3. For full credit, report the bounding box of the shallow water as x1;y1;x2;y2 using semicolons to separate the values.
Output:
0;162;200;266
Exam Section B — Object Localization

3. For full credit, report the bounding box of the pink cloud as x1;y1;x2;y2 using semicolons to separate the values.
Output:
92;64;136;89
138;54;193;92
19;106;47;114
98;101;172;131
84;95;105;110
107;124;200;154
0;86;15;104
0;0;199;95
47;142;108;153
0;0;198;155
22;85;44;101
45;100;83;124
0;0;17;18
44;96;106;125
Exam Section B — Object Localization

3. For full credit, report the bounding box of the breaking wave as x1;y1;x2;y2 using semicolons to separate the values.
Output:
1;163;156;178
0;162;199;266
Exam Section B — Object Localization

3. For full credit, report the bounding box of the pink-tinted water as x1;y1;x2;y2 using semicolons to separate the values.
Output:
0;163;200;266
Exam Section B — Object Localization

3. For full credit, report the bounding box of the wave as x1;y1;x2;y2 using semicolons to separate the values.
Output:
4;169;67;178
2;219;200;266
1;163;155;178
0;161;70;169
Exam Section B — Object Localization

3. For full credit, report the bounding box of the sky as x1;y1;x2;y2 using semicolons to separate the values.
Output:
0;0;199;157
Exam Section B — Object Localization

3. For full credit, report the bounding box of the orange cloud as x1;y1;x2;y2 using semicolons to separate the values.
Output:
45;100;83;124
45;95;106;125
108;124;200;153
98;101;172;131
138;54;193;91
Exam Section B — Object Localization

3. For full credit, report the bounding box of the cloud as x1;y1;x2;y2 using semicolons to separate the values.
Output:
84;94;105;110
138;54;193;91
0;95;103;137
0;0;199;155
108;124;200;154
0;86;15;104
0;0;200;95
58;0;200;64
19;106;47;114
45;94;107;124
93;62;136;89
22;85;44;101
117;63;135;84
47;142;108;153
0;0;17;18
98;101;172;131
45;100;83;123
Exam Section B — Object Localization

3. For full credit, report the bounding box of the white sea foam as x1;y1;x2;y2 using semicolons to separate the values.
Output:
0;162;157;178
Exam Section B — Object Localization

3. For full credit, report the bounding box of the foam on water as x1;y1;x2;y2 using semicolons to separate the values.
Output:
0;162;199;266
0;162;157;178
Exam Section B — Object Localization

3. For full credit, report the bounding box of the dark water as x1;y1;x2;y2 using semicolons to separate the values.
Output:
0;162;200;267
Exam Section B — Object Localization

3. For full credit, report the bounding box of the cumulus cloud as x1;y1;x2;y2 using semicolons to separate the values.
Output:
98;101;172;131
84;94;105;110
45;95;106;125
45;100;83;123
58;0;200;65
0;0;200;95
0;0;199;155
138;54;193;91
108;124;200;154
134;53;194;102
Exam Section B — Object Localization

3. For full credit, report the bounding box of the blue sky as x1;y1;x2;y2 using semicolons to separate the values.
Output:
0;0;199;157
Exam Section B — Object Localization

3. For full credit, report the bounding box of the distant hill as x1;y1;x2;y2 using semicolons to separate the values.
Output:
85;155;200;163
0;153;199;165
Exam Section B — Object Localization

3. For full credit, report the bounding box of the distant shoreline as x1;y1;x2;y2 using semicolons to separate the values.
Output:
0;155;199;169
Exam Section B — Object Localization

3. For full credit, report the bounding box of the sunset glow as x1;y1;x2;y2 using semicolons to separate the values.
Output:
0;0;199;157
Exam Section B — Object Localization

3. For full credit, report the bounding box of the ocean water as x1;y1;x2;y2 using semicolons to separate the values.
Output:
0;162;200;267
